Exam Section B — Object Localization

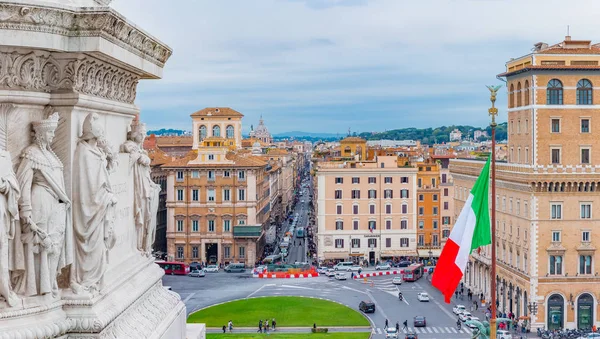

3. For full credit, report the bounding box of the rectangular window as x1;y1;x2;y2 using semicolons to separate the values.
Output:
238;171;245;180
581;203;592;219
352;190;361;199
353;220;359;230
401;204;407;214
224;246;231;258
176;171;184;182
385;204;391;214
335;177;343;184
208;220;215;232
352;177;360;184
176;220;184;232
552;231;561;242
177;189;184;201
442;216;450;225
335;239;344;248
433;220;438;229
551;119;560;133
238;219;245;225
208;154;214;160
337;205;342;215
369;205;375;214
551;203;562;219
581;148;591;164
433;194;438;201
551;148;561;164
444;201;449;210
432;234;439;246
176;246;184;259
400;220;407;229
400;238;409;247
208;170;215;181
239;246;245;258
401;177;409;184
192;220;199;232
223;189;231;201
419;194;424;201
441;174;447;183
384;189;393;199
335;221;343;230
549;255;562;275
192;246;199;258
352;205;358;214
207;189;215;202
368;190;377;199
335;190;342;199
400;189;409;198
368;177;377;184
384;177;392;184
582;231;591;242
368;238;377;248
238;189;246;201
418;234;424;246
432;178;436;187
192;189;199;201
352;238;360;248
418;220;424;229
418;207;424;215
580;255;592;275
191;170;199;178
368;220;376;231
223;170;230;177
386;219;391;229
581;119;590;133
418;178;422;187
223;220;231;232
442;230;450;238
386;238;391;248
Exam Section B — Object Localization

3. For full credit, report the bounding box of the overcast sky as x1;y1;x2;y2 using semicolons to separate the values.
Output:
112;0;600;134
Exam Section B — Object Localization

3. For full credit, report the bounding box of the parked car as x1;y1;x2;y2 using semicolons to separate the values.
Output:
413;316;426;327
359;300;376;313
417;292;430;302
325;269;336;277
224;263;245;273
395;261;412;268
204;265;219;273
335;272;347;280
188;269;205;278
459;311;472;322
376;263;391;270
392;277;403;285
316;267;328;274
453;305;466;314
466;317;480;328
496;330;512;339
349;265;362;272
385;327;399;338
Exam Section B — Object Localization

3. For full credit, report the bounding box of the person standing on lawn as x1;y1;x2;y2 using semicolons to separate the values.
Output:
228;320;233;332
258;319;262;333
272;318;276;331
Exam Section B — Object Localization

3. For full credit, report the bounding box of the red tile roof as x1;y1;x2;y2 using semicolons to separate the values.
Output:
190;107;243;118
498;65;600;77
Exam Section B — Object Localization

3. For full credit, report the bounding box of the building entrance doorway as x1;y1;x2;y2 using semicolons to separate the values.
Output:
205;243;218;264
369;251;375;265
577;293;594;330
547;294;564;331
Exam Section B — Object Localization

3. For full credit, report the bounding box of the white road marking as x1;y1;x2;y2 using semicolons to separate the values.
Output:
183;292;196;303
247;285;266;298
376;328;382;334
341;285;368;294
366;290;389;320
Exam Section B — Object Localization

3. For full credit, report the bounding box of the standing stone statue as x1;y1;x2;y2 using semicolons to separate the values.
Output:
71;113;118;295
120;119;160;256
0;149;23;307
14;112;73;298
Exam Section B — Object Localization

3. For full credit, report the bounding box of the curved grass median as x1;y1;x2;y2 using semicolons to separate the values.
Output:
207;334;369;339
188;296;370;327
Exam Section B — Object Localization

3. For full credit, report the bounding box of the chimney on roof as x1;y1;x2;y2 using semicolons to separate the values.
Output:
565;35;572;41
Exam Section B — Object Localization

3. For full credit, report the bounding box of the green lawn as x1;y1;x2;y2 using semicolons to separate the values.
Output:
207;333;369;339
188;296;369;327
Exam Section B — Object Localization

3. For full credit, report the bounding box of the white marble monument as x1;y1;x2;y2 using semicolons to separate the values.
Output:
0;0;199;338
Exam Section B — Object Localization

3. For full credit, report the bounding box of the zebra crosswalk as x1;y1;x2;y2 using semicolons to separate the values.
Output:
372;326;474;335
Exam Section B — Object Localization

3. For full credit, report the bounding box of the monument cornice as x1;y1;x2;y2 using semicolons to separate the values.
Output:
0;3;172;71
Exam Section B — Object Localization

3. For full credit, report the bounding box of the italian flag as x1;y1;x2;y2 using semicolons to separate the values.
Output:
432;157;491;303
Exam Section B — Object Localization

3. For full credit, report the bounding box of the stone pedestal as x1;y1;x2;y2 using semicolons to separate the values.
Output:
0;1;189;338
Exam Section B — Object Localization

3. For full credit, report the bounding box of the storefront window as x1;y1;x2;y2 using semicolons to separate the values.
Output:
577;293;594;330
547;294;564;331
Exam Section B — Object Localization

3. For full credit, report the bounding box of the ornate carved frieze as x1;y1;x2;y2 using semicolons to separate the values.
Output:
0;4;171;67
0;50;139;103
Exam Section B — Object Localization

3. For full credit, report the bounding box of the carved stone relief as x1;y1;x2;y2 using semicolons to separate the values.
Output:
0;50;140;103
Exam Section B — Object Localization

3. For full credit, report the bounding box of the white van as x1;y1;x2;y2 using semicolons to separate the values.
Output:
334;262;353;271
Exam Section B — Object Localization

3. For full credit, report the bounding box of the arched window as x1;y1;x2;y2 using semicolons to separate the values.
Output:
212;125;221;137
524;80;530;105
577;79;593;105
509;84;515;108
547;79;563;105
226;125;234;139
199;125;207;141
517;82;522;107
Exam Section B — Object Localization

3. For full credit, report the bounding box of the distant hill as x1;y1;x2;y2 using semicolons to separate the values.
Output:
147;128;188;136
273;131;341;138
358;123;508;144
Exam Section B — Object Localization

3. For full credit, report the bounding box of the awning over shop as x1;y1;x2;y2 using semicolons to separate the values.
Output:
417;249;442;257
349;253;363;257
322;252;349;259
380;250;417;257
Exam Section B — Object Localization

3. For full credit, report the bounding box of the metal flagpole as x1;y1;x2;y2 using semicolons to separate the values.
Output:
487;85;501;339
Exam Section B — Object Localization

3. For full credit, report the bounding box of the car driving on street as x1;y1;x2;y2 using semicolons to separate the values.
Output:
417;292;430;302
188;269;205;278
375;263;391;270
413;316;426;327
458;311;472;322
392;277;403;285
385;327;399;338
334;272;347;280
453;305;466;314
204;265;219;273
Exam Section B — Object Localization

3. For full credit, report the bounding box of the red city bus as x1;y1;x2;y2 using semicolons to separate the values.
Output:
402;263;424;282
156;261;189;275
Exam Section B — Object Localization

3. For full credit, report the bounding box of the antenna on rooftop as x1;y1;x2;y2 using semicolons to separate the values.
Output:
348;127;351;136
567;25;570;36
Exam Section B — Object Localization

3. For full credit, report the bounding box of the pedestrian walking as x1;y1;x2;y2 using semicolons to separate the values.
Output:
402;320;408;331
272;318;276;331
222;325;226;333
455;291;459;299
228;320;233;333
385;319;388;329
475;301;479;311
396;321;400;332
265;319;269;332
258;320;262;333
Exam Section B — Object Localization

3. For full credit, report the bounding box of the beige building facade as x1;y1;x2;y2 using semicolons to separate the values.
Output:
452;37;600;330
316;153;418;264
